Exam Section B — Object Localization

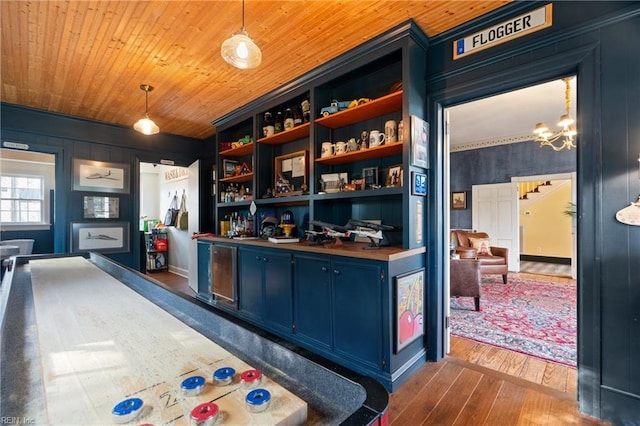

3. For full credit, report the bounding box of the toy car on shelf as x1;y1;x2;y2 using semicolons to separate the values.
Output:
320;100;351;117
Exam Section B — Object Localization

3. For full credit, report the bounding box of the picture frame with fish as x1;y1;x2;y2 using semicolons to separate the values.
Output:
72;158;130;194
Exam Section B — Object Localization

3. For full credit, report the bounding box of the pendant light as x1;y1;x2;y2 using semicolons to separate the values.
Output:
221;0;262;69
133;84;160;135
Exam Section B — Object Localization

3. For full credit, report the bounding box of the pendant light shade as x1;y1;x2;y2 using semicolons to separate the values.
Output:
221;0;261;69
133;84;159;135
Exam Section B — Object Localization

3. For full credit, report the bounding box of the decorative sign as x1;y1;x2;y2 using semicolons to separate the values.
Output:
453;4;552;60
3;141;29;150
164;167;189;182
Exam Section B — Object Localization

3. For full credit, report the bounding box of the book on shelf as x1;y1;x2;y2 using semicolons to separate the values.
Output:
268;236;300;244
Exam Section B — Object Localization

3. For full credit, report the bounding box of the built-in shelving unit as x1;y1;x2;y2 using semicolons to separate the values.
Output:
315;91;403;129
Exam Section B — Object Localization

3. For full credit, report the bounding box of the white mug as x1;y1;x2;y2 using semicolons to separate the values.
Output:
369;130;385;147
335;141;347;154
385;120;397;143
321;142;335;157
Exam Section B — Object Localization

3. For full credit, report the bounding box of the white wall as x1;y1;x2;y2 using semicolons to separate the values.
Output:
140;163;190;277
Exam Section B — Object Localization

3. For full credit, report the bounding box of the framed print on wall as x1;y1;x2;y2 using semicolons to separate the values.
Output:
452;191;467;209
411;172;427;196
72;158;130;194
395;268;425;353
83;196;119;219
71;222;130;254
410;115;429;169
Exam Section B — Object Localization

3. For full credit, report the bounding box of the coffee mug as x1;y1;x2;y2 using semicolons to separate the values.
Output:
321;142;335;157
369;130;385;147
385;120;397;143
346;138;359;152
335;141;347;154
263;125;275;137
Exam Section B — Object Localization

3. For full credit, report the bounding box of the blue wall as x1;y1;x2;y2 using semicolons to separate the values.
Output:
1;104;204;269
450;141;576;229
425;2;640;423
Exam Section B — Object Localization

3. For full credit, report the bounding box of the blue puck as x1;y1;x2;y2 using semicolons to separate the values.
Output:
213;367;235;385
112;397;143;423
181;375;206;396
246;388;271;412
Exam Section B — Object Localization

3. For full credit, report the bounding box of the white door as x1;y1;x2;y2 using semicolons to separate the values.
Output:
472;182;520;272
187;160;200;292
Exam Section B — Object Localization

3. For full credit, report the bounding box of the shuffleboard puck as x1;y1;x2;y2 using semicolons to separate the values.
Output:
181;375;206;397
213;367;235;386
112;397;143;423
190;402;219;425
240;369;262;388
245;388;271;413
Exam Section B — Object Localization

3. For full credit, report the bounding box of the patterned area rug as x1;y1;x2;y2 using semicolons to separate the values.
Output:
450;275;576;366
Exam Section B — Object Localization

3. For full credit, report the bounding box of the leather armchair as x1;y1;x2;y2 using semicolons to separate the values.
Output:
451;230;508;284
450;259;481;311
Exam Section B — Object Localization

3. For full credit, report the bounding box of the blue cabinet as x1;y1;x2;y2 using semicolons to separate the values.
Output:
239;246;292;334
293;255;333;349
294;254;383;369
332;258;382;369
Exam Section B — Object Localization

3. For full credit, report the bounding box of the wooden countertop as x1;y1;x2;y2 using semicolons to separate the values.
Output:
197;236;425;262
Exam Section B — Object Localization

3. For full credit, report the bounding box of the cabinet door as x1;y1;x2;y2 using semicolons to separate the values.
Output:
197;242;212;298
238;248;263;320
332;259;382;369
293;255;332;349
263;251;293;334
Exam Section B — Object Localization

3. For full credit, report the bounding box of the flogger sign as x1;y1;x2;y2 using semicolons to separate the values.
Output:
453;4;552;60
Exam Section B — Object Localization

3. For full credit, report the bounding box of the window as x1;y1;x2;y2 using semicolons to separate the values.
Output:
1;175;45;223
0;148;55;230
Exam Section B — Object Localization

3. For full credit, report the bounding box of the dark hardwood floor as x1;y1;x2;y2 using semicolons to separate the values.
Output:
148;271;607;425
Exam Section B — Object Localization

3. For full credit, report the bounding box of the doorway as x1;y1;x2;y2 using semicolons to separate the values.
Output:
444;76;578;388
139;162;193;285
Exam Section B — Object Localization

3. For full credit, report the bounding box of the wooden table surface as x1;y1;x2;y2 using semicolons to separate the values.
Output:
30;256;307;425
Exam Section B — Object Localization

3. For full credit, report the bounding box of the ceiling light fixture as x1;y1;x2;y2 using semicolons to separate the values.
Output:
533;77;577;151
221;0;262;69
133;84;159;135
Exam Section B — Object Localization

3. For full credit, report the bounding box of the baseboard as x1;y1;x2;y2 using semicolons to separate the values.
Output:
520;255;571;265
168;265;188;277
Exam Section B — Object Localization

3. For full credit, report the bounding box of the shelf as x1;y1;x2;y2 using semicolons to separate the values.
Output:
220;143;254;157
220;172;254;183
146;249;167;253
315;91;403;129
257;123;310;145
315;187;403;200
218;200;254;208
255;195;310;206
314;142;403;165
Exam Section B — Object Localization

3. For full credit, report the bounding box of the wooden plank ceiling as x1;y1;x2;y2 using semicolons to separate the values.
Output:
1;1;509;140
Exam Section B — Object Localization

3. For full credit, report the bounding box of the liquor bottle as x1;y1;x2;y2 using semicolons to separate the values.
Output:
263;112;274;137
301;96;310;123
284;108;294;130
293;106;303;126
274;111;284;133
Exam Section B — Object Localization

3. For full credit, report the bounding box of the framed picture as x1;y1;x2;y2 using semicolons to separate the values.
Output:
395;268;425;353
452;191;467;209
362;167;378;189
71;222;130;254
274;150;308;197
386;164;403;188
72;158;130;194
83;196;119;219
410;115;429;169
222;159;239;178
411;172;427;196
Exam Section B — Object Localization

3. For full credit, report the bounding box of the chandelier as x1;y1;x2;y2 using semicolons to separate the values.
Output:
221;0;262;69
532;77;577;151
133;84;159;135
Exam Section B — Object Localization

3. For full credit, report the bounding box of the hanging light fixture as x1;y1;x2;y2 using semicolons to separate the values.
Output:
221;0;262;69
532;77;577;151
133;84;159;135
